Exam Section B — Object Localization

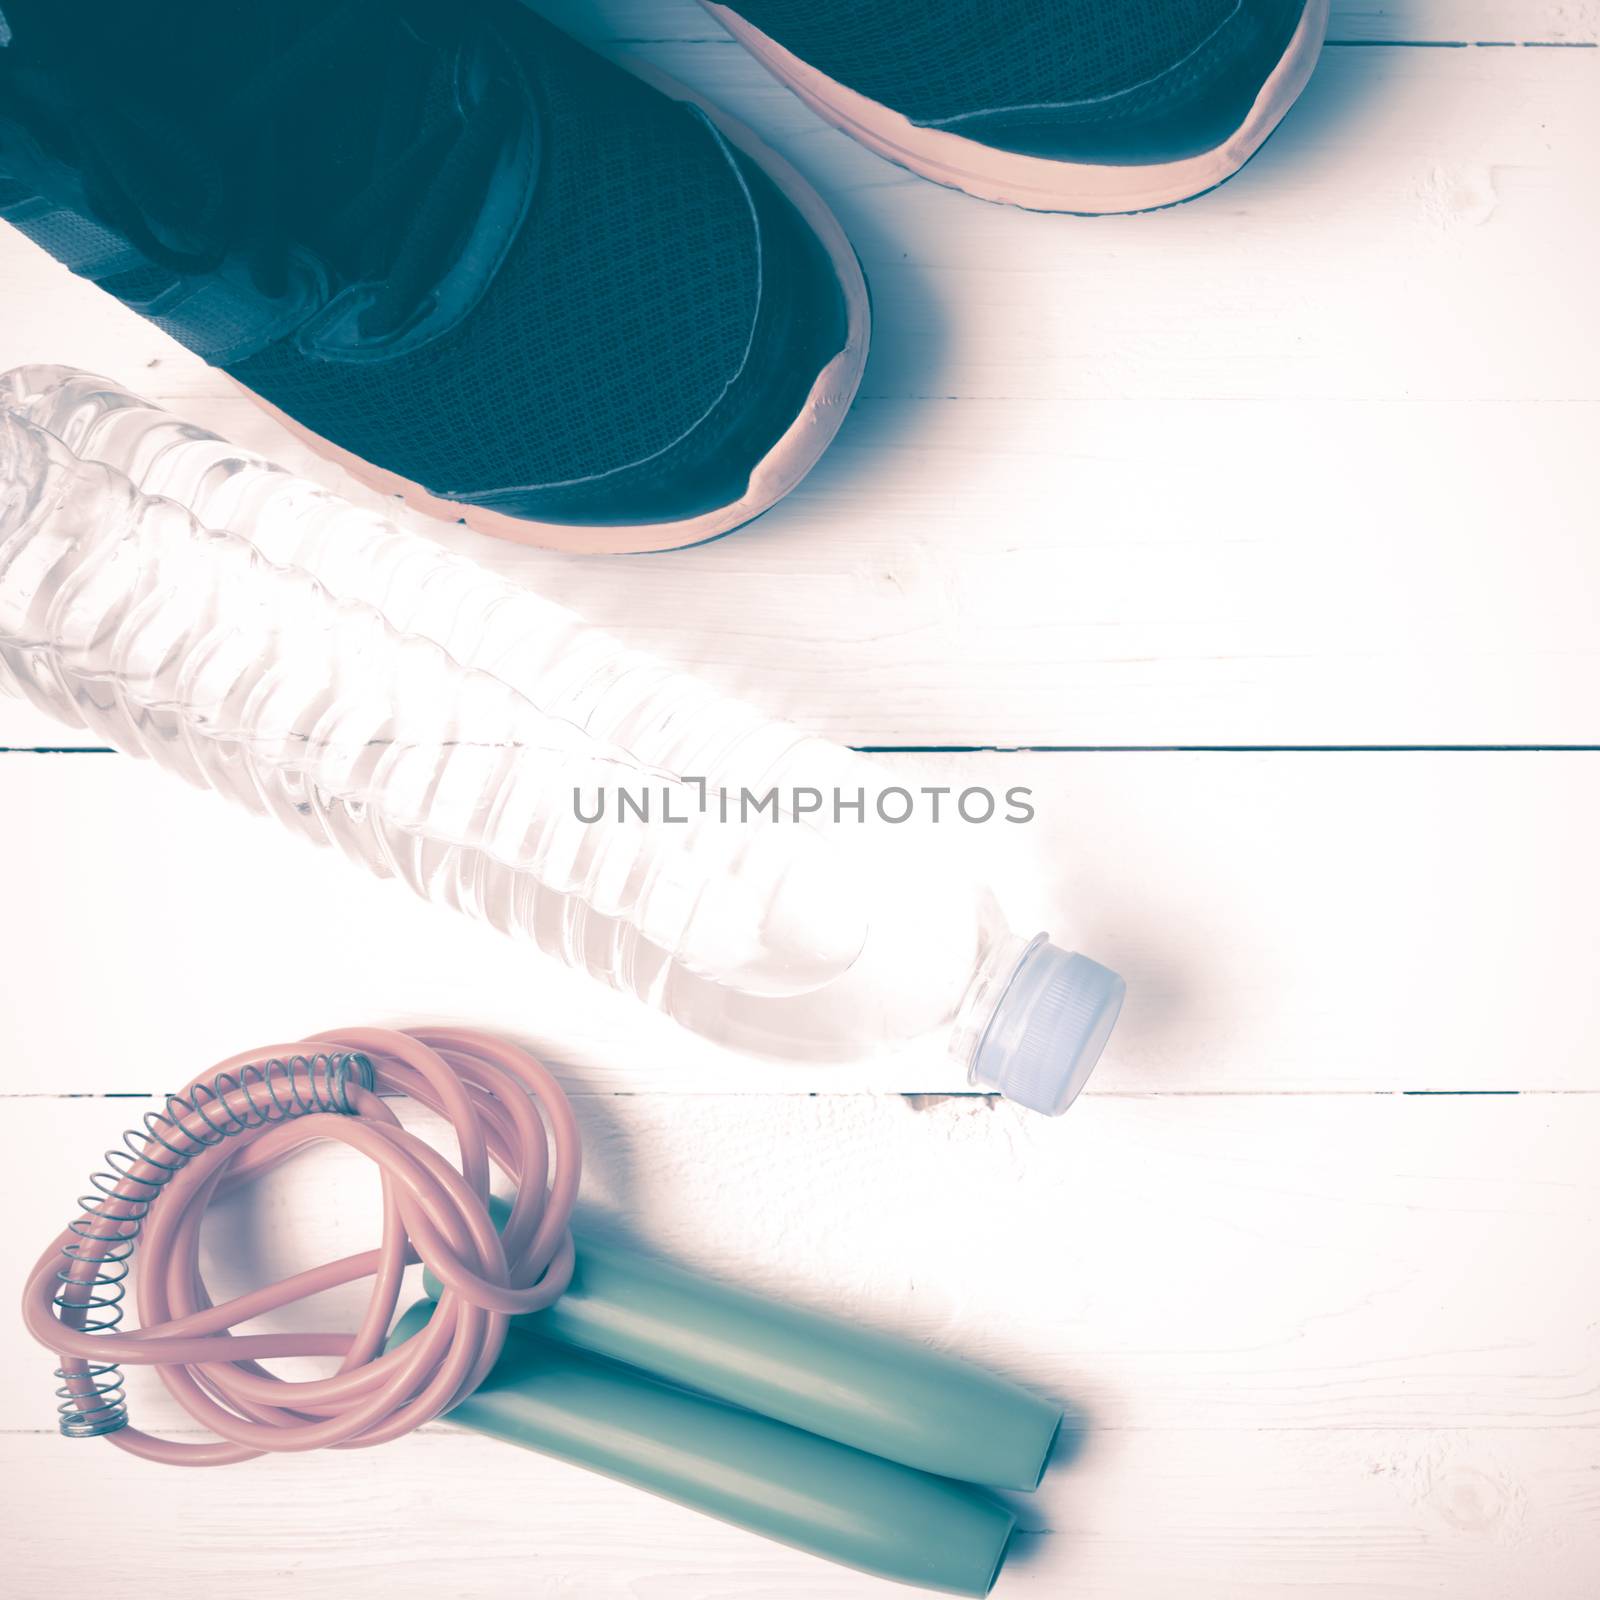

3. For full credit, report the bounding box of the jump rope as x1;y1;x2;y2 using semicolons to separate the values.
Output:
23;1026;581;1463
23;1025;1056;1595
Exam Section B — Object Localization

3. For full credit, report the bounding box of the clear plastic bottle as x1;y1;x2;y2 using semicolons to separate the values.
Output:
0;402;863;997
0;368;1124;1113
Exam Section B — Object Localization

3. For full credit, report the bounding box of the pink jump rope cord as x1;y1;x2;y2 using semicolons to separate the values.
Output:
21;1025;581;1465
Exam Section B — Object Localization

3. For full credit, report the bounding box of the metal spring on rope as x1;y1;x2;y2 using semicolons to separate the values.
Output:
53;1052;373;1438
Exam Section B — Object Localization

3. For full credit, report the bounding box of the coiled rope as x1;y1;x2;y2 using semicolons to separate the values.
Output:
22;1025;580;1465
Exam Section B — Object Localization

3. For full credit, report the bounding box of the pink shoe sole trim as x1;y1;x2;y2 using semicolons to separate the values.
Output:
703;0;1331;214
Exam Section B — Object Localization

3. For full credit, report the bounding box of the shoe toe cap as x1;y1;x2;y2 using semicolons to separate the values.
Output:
927;0;1311;167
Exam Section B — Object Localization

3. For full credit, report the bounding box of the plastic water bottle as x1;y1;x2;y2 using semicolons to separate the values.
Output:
0;368;1124;1113
0;399;858;995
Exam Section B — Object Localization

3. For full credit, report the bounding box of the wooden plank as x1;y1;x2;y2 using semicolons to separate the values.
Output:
2;16;1592;1598
2;750;1598;1095
4;1426;1597;1599
4;1091;1596;1445
1327;3;1600;42
5;49;1592;406
6;391;1597;749
2;46;1593;748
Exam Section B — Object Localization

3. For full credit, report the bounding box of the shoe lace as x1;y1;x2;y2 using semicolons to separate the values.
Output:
4;0;518;339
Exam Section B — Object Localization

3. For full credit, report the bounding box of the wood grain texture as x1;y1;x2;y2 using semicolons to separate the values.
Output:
4;1428;1597;1600
3;393;1597;750
1;10;1595;1598
4;1091;1597;1597
2;750;1598;1097
6;46;1591;410
1;39;1595;747
5;1091;1597;1434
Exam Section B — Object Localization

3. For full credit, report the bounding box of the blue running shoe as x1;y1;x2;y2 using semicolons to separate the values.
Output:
705;0;1329;213
0;0;869;550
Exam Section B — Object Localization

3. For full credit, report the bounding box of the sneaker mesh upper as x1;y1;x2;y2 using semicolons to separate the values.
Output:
724;0;1291;125
237;7;788;497
234;14;766;493
1;1;849;516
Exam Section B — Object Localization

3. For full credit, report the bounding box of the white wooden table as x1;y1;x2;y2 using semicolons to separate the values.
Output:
2;3;1597;1595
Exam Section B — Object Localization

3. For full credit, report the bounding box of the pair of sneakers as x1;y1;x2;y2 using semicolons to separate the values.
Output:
0;0;1329;554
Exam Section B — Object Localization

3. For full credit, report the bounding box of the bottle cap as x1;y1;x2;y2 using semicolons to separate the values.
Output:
969;940;1124;1116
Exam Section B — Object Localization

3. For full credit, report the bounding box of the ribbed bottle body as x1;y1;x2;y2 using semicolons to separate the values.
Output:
2;369;1123;1111
0;403;865;998
3;366;821;792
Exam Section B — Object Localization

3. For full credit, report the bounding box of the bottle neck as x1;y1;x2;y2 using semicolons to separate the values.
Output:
946;929;1040;1082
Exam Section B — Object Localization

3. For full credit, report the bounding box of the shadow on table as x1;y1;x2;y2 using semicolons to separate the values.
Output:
1231;36;1396;196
